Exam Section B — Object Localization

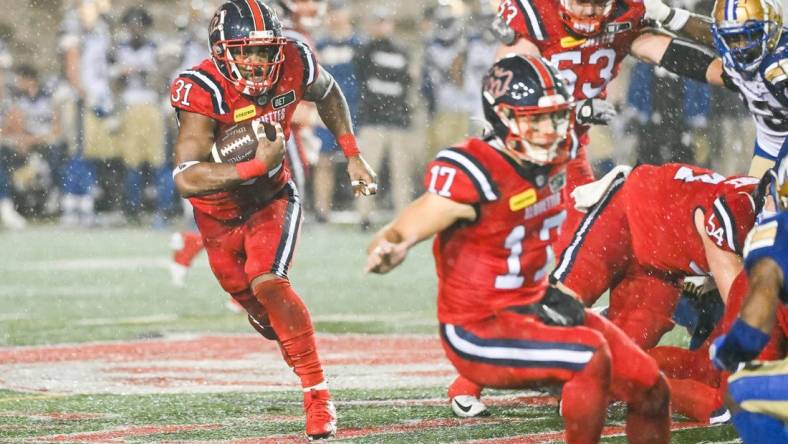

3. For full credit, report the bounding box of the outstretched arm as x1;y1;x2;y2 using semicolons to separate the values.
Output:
644;0;715;47
694;208;744;303
365;193;477;274
630;31;724;86
306;66;377;197
711;258;783;370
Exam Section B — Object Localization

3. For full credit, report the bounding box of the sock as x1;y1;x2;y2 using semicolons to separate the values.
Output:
666;378;722;423
561;347;609;444
173;231;204;266
253;278;324;388
732;411;788;444
448;375;483;399
626;375;671;444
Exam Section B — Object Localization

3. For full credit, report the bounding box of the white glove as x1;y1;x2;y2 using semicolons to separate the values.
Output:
571;165;632;212
644;0;672;22
643;0;691;31
575;99;618;126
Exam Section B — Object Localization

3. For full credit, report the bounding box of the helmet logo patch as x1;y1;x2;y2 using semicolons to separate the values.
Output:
485;67;514;101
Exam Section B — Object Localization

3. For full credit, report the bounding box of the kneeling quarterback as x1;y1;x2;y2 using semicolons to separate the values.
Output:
366;54;671;444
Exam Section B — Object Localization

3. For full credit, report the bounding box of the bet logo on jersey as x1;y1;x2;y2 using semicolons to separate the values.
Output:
272;90;296;109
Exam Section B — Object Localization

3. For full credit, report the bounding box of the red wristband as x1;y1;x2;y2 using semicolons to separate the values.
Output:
235;158;267;180
337;134;360;157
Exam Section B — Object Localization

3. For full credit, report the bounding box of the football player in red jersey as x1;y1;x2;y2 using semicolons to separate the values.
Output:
493;0;727;255
169;1;376;440
548;163;759;422
441;0;733;414
366;54;670;444
169;0;329;303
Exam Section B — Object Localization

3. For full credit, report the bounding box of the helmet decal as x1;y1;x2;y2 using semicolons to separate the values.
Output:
485;67;514;100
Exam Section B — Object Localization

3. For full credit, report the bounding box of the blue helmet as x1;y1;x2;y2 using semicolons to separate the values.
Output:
711;0;783;75
209;0;287;96
482;54;574;165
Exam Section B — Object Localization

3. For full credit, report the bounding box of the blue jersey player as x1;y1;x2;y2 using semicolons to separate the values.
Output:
711;0;788;178
710;140;788;443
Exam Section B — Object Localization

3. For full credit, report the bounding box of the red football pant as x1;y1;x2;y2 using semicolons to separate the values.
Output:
194;183;302;293
555;140;596;257
194;183;324;388
441;310;668;444
552;173;681;349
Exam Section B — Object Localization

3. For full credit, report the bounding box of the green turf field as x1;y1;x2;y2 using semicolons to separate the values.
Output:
0;224;739;442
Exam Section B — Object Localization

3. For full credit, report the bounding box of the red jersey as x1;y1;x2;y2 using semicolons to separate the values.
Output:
499;0;645;101
498;0;644;145
426;138;568;325
625;164;758;275
170;39;319;220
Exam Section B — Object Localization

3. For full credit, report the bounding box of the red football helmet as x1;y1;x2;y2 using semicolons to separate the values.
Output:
209;0;287;96
559;0;615;36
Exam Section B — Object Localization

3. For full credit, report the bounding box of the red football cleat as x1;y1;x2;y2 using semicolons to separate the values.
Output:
303;388;336;441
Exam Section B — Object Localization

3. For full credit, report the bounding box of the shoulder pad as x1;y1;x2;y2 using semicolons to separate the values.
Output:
763;57;788;86
425;147;500;203
170;68;230;118
743;213;788;286
705;192;756;254
499;0;550;42
289;40;319;88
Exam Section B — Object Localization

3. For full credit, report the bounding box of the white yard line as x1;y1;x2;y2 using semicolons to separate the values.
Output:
76;314;180;326
0;257;177;272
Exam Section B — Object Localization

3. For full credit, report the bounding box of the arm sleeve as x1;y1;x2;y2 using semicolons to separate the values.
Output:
743;216;788;278
423;148;500;204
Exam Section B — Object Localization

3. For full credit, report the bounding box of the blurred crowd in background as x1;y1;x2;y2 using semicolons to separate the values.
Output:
0;0;758;230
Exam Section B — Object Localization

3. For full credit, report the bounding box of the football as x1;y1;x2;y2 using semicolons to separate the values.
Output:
211;120;277;164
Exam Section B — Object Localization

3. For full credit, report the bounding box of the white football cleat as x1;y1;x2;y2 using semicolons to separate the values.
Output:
0;198;26;230
709;407;731;425
224;298;245;314
451;395;489;418
170;262;188;288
